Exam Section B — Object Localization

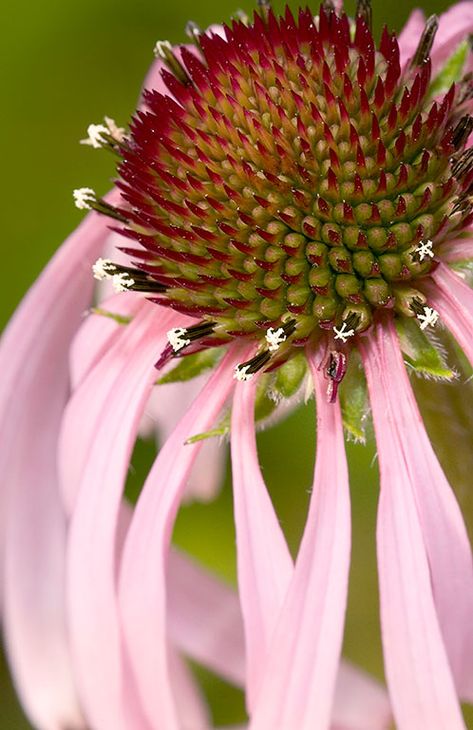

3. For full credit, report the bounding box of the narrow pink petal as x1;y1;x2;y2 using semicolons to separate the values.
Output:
361;320;466;729
144;376;228;502
332;662;392;730
70;292;143;389
118;348;244;730
167;550;246;687
65;304;173;730
366;317;473;700
168;647;211;730
230;380;293;708
249;358;351;730
168;551;392;730
0;199;119;728
438;234;473;263
431;2;473;74
427;262;473;366
398;9;426;68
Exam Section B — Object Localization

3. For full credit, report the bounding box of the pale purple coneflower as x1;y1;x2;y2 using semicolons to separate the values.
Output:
1;2;473;729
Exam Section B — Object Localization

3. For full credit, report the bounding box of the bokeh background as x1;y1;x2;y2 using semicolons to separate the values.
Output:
2;0;472;727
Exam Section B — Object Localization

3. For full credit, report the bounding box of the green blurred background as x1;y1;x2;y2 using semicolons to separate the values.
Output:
1;0;472;727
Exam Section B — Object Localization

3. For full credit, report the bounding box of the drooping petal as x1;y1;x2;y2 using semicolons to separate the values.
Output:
431;1;473;74
168;647;212;730
0;200;119;729
118;348;244;730
167;550;246;687
65;303;174;730
230;380;293;708
249;355;351;730
70;292;144;390
143;376;228;502
426;263;473;366
332;662;392;730
398;9;426;68
361;318;467;729
438;234;473;263
168;550;392;730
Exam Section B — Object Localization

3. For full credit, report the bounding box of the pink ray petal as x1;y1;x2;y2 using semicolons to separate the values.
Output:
167;552;392;729
427;262;473;366
65;304;174;730
118;347;245;730
398;9;426;68
249;355;351;730
438;234;473;263
0;197;119;729
70;292;144;389
167;550;246;687
332;662;392;730
431;2;473;75
143;376;228;502
361;319;466;729
230;380;293;708
369;317;473;701
168;646;212;730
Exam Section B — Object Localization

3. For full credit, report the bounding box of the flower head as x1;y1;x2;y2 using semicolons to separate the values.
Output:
2;2;473;730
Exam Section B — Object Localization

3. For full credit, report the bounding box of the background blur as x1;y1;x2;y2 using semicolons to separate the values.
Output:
1;0;471;727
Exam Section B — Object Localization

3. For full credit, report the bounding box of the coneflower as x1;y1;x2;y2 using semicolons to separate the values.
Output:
1;1;473;729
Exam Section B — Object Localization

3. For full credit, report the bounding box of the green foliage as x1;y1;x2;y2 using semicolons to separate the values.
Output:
429;39;469;97
157;348;223;384
396;318;456;381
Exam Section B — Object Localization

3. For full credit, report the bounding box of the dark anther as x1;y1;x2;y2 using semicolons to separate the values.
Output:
321;0;335;11
342;311;361;332
458;72;473;106
409;296;428;317
94;199;128;223
452;148;473;179
411;15;439;67
176;321;217;349
154;41;190;84
325;350;347;403
452;115;473;150
355;0;372;31
235;350;272;379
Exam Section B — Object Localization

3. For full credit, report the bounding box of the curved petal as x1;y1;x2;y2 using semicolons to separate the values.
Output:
168;647;211;730
70;292;143;390
249;356;351;730
361;319;466;729
0;199;118;729
438;234;473;263
230;381;293;708
398;9;426;69
167;552;392;729
167;550;246;687
431;2;473;75
143;376;228;502
427;263;473;366
65;304;173;730
118;348;243;730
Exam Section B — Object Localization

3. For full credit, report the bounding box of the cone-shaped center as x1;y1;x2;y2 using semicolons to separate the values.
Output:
114;5;471;363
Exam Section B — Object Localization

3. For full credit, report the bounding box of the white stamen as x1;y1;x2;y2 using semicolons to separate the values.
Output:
265;326;287;352
234;364;254;382
417;305;439;330
92;257;116;280
81;117;126;148
333;322;355;343
167;327;191;352
112;272;135;293
414;238;434;262
73;187;96;210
